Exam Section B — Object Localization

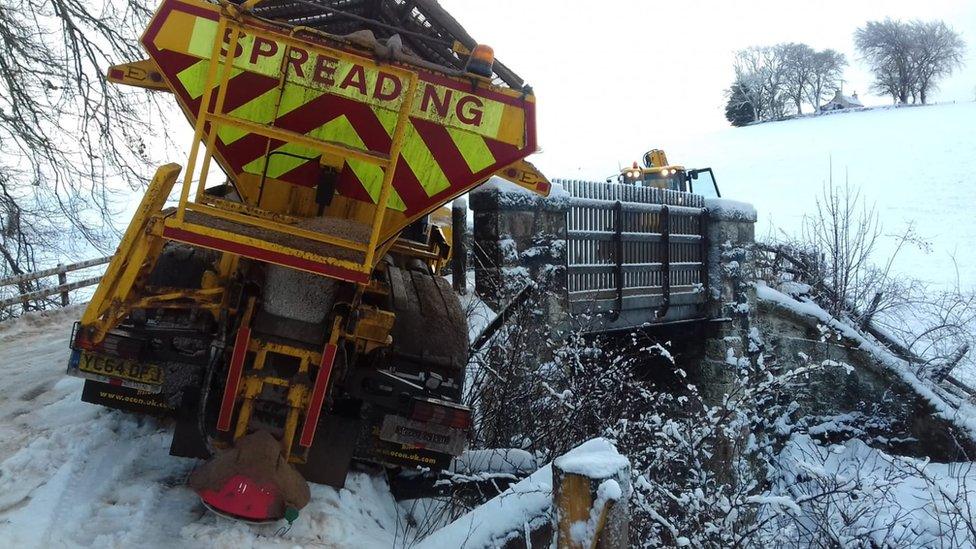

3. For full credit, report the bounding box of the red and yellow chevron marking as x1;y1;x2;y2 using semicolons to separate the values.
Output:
141;0;538;218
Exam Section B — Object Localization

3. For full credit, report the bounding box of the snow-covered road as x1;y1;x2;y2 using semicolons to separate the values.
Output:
0;308;411;548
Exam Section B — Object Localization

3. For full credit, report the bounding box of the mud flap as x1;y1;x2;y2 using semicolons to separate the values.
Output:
170;389;211;459
81;380;176;416
296;414;360;488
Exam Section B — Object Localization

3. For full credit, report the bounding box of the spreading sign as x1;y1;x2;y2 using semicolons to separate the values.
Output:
141;0;538;216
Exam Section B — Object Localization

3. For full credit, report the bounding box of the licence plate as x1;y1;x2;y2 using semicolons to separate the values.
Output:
379;415;466;456
69;350;163;390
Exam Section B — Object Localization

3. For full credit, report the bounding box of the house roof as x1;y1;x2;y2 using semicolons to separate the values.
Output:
826;90;863;107
248;0;526;89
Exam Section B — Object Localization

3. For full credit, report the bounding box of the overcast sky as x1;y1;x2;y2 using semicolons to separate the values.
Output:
440;0;976;178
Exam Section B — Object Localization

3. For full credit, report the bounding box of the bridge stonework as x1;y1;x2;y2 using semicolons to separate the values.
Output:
696;198;759;404
469;179;570;327
471;178;757;345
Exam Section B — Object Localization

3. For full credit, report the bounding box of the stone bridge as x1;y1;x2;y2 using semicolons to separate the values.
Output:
463;176;976;466
468;177;757;335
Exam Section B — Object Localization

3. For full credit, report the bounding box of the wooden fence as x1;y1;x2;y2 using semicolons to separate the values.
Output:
0;256;111;313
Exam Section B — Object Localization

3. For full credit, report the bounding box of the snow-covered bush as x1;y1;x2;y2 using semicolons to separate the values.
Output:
758;434;976;547
756;178;975;385
463;278;839;546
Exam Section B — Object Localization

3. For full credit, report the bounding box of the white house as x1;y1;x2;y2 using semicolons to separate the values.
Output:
820;90;863;112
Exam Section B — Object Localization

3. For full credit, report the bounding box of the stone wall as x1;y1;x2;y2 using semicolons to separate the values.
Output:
694;198;759;404
469;178;569;328
756;292;976;460
691;197;974;459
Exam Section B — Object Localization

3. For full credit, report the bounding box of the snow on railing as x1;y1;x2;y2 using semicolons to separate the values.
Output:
556;178;704;208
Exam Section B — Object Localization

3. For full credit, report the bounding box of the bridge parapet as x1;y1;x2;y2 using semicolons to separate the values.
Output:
469;178;569;325
561;179;708;331
470;178;757;333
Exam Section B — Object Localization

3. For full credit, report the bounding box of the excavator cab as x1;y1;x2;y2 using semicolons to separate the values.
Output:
619;149;721;198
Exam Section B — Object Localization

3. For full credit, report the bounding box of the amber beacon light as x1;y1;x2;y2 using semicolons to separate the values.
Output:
465;44;495;77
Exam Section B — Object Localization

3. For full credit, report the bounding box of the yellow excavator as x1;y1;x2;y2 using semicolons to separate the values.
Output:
619;149;721;198
66;0;547;523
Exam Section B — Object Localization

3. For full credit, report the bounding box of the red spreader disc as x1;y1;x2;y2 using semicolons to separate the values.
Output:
198;474;283;522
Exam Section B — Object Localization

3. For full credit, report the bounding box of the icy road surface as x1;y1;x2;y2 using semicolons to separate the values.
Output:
0;307;410;548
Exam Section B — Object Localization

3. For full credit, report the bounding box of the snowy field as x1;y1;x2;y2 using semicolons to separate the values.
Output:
670;102;976;291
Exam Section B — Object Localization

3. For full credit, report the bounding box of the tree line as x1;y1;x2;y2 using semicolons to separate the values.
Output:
726;19;966;126
726;44;847;125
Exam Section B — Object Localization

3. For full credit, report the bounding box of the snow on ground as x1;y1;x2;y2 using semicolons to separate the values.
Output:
457;270;496;344
671;102;976;291
0;308;415;548
768;434;976;546
756;285;976;545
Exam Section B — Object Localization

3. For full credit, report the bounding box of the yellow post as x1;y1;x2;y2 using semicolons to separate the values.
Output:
176;15;229;223
281;383;309;460
362;74;419;272
552;442;630;549
195;21;243;202
81;164;182;329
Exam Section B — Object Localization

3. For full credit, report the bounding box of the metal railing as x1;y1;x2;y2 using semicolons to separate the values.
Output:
558;179;707;325
0;256;111;312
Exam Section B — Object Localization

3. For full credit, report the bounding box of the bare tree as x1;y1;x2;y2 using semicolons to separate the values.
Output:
733;48;771;122
0;0;161;285
800;173;883;317
855;19;915;104
856;19;966;105
805;49;846;112
908;20;966;105
781;43;816;116
734;46;790;121
735;44;846;121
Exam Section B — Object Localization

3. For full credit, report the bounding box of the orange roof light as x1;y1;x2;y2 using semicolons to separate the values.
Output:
465;44;495;78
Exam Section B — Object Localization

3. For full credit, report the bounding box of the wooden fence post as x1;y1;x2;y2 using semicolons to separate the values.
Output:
58;265;69;306
552;441;630;548
0;256;111;315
